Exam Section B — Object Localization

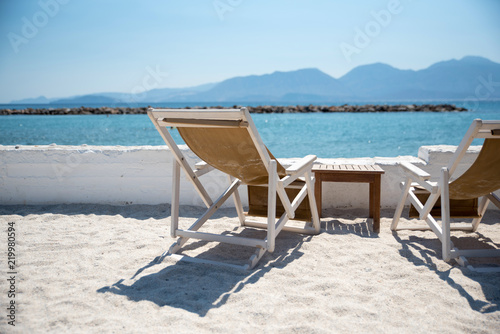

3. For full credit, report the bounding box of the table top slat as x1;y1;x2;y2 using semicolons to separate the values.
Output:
312;164;384;174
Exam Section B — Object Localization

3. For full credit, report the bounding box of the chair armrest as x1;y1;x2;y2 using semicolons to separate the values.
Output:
285;155;317;175
400;161;430;181
400;161;439;193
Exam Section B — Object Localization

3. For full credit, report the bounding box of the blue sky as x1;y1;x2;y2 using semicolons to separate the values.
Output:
0;0;499;103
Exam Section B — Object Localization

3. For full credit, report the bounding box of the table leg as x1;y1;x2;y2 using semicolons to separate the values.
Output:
369;175;381;233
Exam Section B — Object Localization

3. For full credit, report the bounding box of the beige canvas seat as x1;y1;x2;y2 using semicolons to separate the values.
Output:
148;107;320;269
391;119;500;272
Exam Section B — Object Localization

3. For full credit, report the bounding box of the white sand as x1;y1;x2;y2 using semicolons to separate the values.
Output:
1;204;499;333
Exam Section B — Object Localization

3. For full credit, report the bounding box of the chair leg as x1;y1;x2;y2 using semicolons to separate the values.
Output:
267;160;277;253
229;175;246;226
440;168;452;262
171;159;181;238
305;170;321;234
247;247;267;270
391;177;412;230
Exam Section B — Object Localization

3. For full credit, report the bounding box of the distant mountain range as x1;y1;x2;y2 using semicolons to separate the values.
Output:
11;56;500;104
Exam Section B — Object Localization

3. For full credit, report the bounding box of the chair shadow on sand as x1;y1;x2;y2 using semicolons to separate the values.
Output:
321;208;381;238
0;203;313;316
391;210;500;314
97;228;314;317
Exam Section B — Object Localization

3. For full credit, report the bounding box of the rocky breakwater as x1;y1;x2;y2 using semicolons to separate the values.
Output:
0;106;149;115
246;104;467;113
0;104;466;115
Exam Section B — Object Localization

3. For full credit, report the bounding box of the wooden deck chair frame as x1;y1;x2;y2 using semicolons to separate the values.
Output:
148;107;320;270
391;119;500;272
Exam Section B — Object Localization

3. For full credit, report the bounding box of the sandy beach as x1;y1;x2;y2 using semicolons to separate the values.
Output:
1;204;499;333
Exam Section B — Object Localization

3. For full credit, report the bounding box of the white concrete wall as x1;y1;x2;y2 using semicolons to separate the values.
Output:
0;144;496;210
0;144;239;207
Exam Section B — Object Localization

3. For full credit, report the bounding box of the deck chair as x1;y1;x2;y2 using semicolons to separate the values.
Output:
148;107;320;270
391;119;500;272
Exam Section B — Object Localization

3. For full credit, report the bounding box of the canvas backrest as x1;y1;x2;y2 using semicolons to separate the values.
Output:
449;138;500;199
178;126;286;185
151;108;286;185
448;120;500;199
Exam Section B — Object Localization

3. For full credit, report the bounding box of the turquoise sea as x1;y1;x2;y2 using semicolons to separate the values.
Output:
1;101;499;158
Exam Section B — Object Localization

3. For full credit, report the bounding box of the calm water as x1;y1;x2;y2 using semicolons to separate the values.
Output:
1;101;499;158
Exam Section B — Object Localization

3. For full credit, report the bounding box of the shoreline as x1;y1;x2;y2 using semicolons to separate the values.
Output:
0;103;467;115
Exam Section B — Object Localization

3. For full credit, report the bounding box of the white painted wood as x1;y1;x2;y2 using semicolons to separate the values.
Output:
393;224;473;231
399;162;439;194
195;161;209;170
148;108;321;269
391;177;412;230
454;249;500;258
455;254;468;267
240;108;272;169
194;161;215;177
149;108;243;120
480;119;500;127
305;171;321;233
194;166;215;178
291;184;308;212
274;212;290;237
169;178;241;253
280;175;296;188
425;215;443;240
420;192;440;220
400;161;431;180
267;159;277;253
177;230;267;248
167;238;184;255
286;155;317;175
171;160;180;238
476;133;500;138
247;247;267;270
148;111;213;208
276;181;295;219
244;220;319;234
158;118;249;128
229;175;246;226
280;173;310;188
414;179;438;194
447;119;481;176
407;190;424;212
440;168;452;261
187;178;241;231
392;119;500;268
